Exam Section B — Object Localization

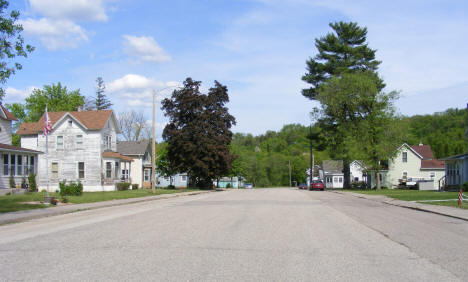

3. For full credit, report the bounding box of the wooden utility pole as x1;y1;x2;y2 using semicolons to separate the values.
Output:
288;160;292;187
152;89;156;194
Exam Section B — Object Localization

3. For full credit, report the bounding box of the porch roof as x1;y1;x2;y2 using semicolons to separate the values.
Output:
0;143;42;154
102;151;133;162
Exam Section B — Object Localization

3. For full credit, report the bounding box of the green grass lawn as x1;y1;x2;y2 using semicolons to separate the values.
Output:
0;188;200;213
345;189;468;209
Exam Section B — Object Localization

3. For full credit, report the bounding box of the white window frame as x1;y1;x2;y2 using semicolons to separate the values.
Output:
144;169;150;182
181;175;187;182
3;154;9;176
57;136;64;150
402;152;407;163
76;135;83;148
430;172;435;179
51;162;59;179
78;162;85;179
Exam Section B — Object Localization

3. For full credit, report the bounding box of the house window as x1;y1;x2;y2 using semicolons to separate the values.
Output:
3;154;9;176
144;169;150;182
68;120;72;127
106;162;112;178
326;177;331;183
17;155;23;176
103;135;112;149
338;177;343;183
181;175;187;182
10;154;15;176
51;162;59;178
402;152;407;163
78;162;85;179
430;172;435;179
57;136;64;149
76;135;83;147
24;156;29;175
379;174;383;181
164;176;169;181
30;156;35;174
402;172;407;179
121;169;129;180
115;162;119;179
334;177;338;183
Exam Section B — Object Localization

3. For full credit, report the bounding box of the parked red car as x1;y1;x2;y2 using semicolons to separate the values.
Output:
310;180;325;191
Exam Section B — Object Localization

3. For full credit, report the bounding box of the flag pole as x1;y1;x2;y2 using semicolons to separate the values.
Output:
46;132;49;197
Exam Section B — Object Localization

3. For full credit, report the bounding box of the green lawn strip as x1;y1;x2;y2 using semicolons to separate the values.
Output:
0;188;201;213
343;189;468;209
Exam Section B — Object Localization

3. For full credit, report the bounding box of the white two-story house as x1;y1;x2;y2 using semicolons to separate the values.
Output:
0;105;41;191
17;109;132;192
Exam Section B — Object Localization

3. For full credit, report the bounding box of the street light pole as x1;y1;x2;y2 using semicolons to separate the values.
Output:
309;123;313;190
152;89;156;194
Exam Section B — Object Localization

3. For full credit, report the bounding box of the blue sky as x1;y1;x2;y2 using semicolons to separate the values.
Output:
5;0;468;139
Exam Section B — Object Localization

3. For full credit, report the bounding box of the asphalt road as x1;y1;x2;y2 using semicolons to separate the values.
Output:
0;188;467;281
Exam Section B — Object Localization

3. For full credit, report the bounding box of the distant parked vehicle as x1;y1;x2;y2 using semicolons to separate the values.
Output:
310;180;325;191
298;183;308;190
244;183;253;189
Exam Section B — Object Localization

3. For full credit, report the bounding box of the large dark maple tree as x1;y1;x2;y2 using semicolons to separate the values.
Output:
161;78;236;188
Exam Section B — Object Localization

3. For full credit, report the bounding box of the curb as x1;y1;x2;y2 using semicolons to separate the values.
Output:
331;191;468;222
0;190;215;226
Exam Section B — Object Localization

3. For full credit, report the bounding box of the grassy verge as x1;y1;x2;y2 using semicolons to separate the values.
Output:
0;188;201;213
344;189;468;209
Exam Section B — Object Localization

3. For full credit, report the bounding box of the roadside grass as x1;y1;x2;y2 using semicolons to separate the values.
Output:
0;188;201;213
344;189;468;209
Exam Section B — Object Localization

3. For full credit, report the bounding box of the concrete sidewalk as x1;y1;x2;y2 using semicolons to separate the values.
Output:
0;190;214;226
334;191;468;221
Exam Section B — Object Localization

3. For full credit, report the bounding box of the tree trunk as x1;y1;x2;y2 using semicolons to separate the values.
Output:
376;171;381;190
343;159;351;189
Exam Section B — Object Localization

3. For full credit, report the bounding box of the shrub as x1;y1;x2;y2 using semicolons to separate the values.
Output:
61;197;68;203
59;181;83;196
131;184;139;190
167;185;175;189
116;182;131;191
351;181;366;189
28;173;37;192
21;177;27;188
226;183;231;188
9;175;15;188
463;181;468;192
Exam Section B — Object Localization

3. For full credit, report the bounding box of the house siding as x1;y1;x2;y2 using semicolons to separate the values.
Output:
0;119;12;144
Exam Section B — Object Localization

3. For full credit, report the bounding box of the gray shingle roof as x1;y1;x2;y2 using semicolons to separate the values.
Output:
322;160;343;174
117;140;150;156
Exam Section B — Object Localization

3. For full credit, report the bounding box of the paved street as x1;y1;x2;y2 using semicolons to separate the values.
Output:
0;188;467;281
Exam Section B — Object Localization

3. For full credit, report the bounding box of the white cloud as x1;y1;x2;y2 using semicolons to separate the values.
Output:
29;0;108;22
107;74;181;108
20;18;88;50
22;0;109;50
123;35;171;63
5;86;38;99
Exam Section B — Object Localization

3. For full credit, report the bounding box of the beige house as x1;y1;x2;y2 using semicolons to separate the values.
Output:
377;143;445;190
117;140;152;189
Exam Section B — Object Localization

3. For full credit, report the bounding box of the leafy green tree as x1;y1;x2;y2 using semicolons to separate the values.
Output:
317;72;401;189
94;77;112;110
9;83;84;123
162;78;236;188
302;21;383;188
155;144;178;186
0;0;34;102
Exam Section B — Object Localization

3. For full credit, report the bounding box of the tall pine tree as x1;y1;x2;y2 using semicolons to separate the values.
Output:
302;21;384;189
94;77;112;110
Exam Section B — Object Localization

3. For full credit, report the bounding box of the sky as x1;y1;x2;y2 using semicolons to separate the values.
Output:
5;0;468;140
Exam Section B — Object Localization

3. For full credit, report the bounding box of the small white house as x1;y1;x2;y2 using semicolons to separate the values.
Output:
156;173;188;188
320;160;344;188
0;105;41;191
18;109;133;192
350;160;367;183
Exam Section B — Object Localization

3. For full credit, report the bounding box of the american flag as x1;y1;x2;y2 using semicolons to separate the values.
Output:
44;106;52;136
